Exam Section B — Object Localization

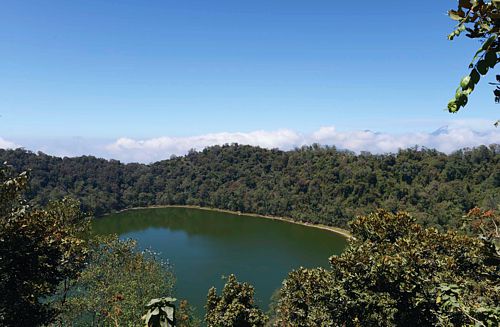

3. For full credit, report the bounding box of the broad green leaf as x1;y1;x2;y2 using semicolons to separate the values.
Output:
146;298;163;307
481;34;497;51
448;10;464;21
456;93;468;106
477;59;489;75
459;0;472;9
485;51;497;68
470;69;480;84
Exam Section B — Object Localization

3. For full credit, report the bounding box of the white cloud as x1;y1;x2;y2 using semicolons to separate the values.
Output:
4;120;499;163
310;126;500;154
104;124;500;163
105;129;304;162
0;137;18;149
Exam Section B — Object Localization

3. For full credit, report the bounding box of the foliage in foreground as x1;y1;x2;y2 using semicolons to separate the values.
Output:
176;299;202;327
447;0;500;119
273;210;499;326
142;298;201;327
0;167;89;327
205;274;268;327
0;165;197;327
54;235;176;326
142;297;177;327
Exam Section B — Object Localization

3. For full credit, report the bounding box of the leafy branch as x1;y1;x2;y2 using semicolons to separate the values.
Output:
447;0;500;118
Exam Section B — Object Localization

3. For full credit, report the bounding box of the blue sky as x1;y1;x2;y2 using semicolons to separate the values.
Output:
0;0;498;162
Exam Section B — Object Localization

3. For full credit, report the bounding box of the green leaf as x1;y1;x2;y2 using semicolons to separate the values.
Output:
485;51;497;68
460;75;471;88
477;60;489;75
468;35;496;66
146;298;163;307
470;69;480;85
448;10;463;21
459;0;472;9
456;93;468;107
448;100;459;113
481;34;497;51
469;48;485;67
142;311;152;323
463;86;474;95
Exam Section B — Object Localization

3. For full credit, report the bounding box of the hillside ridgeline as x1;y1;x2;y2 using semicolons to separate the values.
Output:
1;144;498;229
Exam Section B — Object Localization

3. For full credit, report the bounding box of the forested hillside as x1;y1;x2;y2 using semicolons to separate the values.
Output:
1;143;498;228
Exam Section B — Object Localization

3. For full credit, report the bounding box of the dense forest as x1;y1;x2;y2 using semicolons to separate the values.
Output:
3;162;498;326
1;143;498;229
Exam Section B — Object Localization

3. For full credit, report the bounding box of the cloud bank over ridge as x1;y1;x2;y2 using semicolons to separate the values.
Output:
105;123;500;163
0;137;18;150
2;122;499;163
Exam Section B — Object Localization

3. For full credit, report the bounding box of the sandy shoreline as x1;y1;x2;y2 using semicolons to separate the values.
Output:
104;204;353;239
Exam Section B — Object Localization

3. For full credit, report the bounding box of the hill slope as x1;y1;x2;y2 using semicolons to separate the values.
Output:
1;144;498;228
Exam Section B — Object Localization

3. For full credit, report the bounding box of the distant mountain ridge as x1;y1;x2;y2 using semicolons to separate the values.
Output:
431;126;451;136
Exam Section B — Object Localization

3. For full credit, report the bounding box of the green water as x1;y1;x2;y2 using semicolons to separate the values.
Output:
93;207;347;314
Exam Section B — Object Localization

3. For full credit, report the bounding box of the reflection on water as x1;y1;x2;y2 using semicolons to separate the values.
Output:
93;207;347;313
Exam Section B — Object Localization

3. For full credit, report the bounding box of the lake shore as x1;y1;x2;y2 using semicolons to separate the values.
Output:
107;205;353;239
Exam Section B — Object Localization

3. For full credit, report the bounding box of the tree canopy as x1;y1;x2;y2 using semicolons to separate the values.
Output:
0;164;195;327
0;167;89;326
1;144;498;230
205;274;268;327
55;235;177;326
273;210;500;326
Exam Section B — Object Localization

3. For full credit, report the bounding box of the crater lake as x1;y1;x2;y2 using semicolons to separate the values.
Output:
93;207;348;314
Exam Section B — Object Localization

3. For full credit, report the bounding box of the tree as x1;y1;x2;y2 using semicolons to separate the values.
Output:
176;299;202;327
55;235;176;326
205;274;268;327
461;206;500;267
273;267;345;326
0;166;89;326
447;0;500;123
274;210;499;326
